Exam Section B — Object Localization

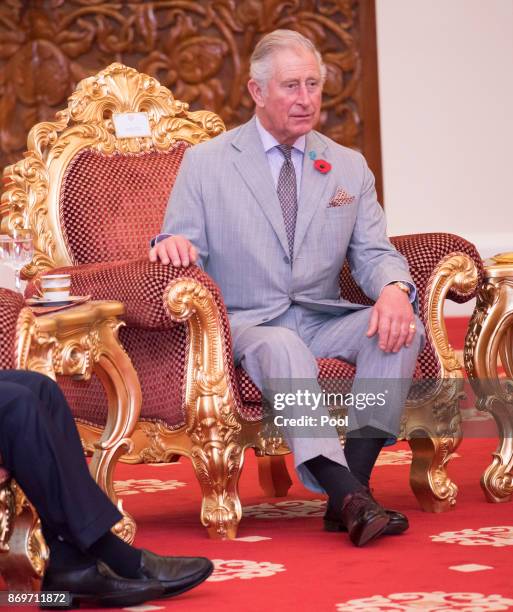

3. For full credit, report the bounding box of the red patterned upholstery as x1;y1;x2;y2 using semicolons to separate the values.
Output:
60;145;188;265
27;258;243;430
0;288;25;370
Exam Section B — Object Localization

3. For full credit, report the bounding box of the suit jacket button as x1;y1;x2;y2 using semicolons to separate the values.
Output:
283;255;290;264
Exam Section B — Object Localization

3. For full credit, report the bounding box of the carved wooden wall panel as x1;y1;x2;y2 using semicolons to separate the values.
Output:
0;0;382;198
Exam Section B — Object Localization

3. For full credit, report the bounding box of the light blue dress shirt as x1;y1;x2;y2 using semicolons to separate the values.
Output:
254;117;305;196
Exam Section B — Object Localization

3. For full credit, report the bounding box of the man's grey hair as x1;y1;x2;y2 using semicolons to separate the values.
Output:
249;29;327;90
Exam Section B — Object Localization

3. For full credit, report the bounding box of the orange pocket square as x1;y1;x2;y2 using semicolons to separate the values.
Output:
328;188;355;207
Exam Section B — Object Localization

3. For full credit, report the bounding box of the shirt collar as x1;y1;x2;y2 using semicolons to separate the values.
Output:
255;116;306;154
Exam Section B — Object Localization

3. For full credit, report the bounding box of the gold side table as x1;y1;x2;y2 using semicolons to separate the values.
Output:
464;254;513;503
14;300;141;543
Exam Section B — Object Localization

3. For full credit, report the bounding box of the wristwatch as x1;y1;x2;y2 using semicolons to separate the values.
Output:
390;281;411;296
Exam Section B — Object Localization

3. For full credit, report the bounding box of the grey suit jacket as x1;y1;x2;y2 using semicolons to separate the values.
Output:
161;117;415;330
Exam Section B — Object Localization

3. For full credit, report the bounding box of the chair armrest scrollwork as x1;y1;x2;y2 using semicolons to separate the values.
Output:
424;252;479;379
164;278;244;539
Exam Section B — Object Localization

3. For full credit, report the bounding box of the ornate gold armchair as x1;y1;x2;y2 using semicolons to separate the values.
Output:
0;288;48;590
0;63;483;541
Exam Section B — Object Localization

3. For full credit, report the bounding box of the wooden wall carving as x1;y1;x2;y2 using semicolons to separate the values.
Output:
0;0;382;198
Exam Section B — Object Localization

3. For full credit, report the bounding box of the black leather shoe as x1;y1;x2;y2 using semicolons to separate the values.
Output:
340;489;390;546
324;507;409;535
135;549;214;597
40;561;164;609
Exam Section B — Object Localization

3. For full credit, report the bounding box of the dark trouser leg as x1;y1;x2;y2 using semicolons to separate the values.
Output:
0;370;121;551
344;426;388;488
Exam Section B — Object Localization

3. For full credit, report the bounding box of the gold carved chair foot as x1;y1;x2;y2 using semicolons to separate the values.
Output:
480;405;513;503
190;432;244;539
0;480;48;591
404;378;464;512
408;434;460;512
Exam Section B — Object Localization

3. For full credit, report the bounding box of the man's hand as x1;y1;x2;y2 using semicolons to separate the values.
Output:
149;235;198;267
366;285;416;352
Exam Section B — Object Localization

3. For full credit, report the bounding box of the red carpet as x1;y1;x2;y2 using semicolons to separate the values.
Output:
103;436;510;612
7;318;513;611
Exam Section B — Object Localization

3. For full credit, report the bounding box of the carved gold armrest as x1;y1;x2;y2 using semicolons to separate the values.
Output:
424;252;479;380
164;278;244;539
404;253;479;512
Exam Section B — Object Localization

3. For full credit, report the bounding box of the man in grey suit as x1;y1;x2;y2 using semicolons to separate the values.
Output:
150;30;425;547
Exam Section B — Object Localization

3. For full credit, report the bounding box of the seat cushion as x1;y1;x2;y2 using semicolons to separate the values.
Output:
236;357;425;421
237;358;357;420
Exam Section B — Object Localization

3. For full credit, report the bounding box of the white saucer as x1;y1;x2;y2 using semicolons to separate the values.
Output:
26;296;88;307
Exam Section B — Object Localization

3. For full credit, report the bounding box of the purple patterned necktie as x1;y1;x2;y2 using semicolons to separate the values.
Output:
276;144;297;261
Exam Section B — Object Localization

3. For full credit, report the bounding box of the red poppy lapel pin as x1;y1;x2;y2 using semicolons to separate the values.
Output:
309;150;331;174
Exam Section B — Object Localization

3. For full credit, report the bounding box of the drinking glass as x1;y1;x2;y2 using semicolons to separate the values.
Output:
0;235;13;269
10;230;34;293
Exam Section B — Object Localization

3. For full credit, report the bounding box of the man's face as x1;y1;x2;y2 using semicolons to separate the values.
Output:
249;46;322;145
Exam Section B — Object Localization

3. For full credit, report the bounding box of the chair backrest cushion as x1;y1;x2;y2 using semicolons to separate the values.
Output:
60;143;189;264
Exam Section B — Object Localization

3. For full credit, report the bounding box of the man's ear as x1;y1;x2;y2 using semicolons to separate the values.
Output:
247;79;265;108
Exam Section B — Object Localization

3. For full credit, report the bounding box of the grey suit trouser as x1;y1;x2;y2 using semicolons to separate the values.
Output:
231;305;425;493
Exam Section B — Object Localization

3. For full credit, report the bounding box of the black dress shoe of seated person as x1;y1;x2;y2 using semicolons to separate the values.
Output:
340;489;390;547
135;549;214;597
324;504;409;535
40;561;164;609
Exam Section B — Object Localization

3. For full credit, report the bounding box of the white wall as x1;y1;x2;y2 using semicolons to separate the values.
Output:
376;0;513;314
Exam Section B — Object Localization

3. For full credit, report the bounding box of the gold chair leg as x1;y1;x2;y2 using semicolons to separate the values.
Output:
408;433;460;512
481;402;513;502
0;483;48;591
189;404;244;540
404;375;464;512
257;456;293;497
88;322;142;544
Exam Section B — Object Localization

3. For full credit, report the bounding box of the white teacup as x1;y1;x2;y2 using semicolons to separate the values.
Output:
40;274;71;301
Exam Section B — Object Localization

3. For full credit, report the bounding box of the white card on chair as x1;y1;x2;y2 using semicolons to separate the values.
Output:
112;112;151;138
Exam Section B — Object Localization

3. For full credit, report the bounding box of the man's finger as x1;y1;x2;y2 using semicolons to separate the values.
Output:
366;308;379;337
386;320;400;352
405;320;417;347
378;317;391;351
189;245;198;263
175;240;190;267
157;243;170;265
166;241;183;267
392;322;409;353
149;246;157;263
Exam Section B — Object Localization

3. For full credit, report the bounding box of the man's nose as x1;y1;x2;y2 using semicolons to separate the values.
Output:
296;83;311;105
